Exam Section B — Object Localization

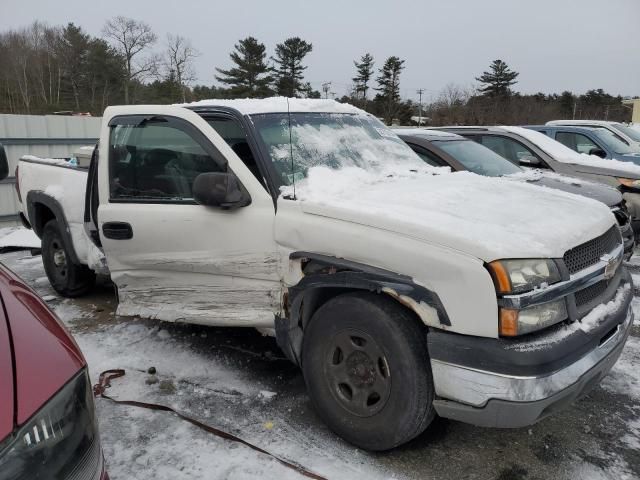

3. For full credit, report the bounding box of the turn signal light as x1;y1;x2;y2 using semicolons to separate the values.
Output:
499;308;518;336
488;261;512;294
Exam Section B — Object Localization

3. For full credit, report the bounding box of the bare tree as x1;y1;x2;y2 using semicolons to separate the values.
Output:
165;34;198;103
102;16;157;104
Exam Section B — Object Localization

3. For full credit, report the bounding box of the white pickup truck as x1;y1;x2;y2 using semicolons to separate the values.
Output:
6;98;633;450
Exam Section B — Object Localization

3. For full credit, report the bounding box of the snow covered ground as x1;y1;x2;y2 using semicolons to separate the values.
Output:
0;226;39;250
1;247;639;480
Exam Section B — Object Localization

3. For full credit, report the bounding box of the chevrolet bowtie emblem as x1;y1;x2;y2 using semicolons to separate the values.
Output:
602;251;622;280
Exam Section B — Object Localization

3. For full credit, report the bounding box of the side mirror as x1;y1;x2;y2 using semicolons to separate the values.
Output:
519;155;541;167
0;144;7;181
589;147;607;158
193;172;251;209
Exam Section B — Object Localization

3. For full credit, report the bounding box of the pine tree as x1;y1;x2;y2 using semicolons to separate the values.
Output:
558;90;575;118
375;56;405;125
215;37;273;98
352;53;374;102
272;37;313;97
475;59;519;97
57;23;91;110
86;39;125;112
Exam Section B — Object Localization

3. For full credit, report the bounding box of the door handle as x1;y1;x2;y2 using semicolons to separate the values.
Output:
102;222;133;240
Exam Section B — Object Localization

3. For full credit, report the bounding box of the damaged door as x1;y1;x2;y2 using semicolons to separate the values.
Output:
97;110;280;327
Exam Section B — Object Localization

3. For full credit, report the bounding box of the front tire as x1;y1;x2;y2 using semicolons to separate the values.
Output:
41;219;95;297
302;292;435;451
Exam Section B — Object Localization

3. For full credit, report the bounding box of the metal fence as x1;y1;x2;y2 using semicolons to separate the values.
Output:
0;114;101;226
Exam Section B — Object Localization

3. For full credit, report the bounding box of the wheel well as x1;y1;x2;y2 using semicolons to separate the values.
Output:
32;202;55;237
299;287;425;333
278;285;427;366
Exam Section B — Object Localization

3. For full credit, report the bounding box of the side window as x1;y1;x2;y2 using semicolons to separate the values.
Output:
109;118;223;201
408;144;446;167
206;117;266;188
479;135;541;164
555;132;598;154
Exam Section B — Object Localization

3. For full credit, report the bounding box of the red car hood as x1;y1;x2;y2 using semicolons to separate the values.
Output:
0;294;13;443
0;265;85;442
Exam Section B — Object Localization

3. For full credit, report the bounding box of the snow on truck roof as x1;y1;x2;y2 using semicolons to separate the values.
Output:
179;97;364;115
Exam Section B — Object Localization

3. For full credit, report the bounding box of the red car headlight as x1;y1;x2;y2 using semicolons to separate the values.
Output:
0;369;102;480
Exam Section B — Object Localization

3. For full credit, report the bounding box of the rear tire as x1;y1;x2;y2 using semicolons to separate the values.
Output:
302;292;435;451
41;219;95;297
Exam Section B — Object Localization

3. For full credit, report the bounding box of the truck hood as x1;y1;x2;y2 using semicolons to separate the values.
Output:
0;295;14;443
508;171;622;207
291;168;615;261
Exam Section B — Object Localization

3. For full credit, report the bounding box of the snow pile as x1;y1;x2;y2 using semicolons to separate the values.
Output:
0;227;40;249
283;165;614;260
501;126;640;176
180;97;363;115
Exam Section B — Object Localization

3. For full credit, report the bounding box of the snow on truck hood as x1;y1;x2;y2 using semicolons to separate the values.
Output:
284;167;615;262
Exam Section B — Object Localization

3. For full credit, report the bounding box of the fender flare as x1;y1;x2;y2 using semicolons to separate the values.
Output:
26;190;82;266
276;251;451;365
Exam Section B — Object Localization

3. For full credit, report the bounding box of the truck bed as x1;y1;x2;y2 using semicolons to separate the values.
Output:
18;156;106;273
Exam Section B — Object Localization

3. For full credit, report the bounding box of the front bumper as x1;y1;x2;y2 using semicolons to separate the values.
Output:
430;289;632;428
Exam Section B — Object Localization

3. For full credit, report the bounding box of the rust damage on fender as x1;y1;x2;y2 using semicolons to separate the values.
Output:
381;286;443;328
276;252;452;365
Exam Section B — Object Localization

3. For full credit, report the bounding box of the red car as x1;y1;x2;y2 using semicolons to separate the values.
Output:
0;263;108;479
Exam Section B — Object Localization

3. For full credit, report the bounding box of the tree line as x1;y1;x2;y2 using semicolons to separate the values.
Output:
0;18;633;125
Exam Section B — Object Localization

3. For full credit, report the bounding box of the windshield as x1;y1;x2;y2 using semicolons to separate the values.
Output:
249;113;425;186
611;123;640;143
433;139;522;177
592;128;638;154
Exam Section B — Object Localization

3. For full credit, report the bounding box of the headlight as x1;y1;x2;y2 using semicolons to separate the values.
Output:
499;299;568;336
0;370;100;480
617;178;640;189
488;258;561;294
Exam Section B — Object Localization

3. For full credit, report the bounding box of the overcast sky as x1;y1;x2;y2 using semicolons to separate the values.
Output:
3;0;639;102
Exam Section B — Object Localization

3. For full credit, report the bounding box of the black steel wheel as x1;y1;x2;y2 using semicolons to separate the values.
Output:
302;291;436;451
41;219;95;297
324;328;392;417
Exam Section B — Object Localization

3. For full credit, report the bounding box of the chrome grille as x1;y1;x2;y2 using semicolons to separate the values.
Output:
563;226;621;275
574;280;608;308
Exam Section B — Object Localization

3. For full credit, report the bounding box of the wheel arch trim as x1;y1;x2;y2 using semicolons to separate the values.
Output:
26;190;82;266
276;252;451;365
